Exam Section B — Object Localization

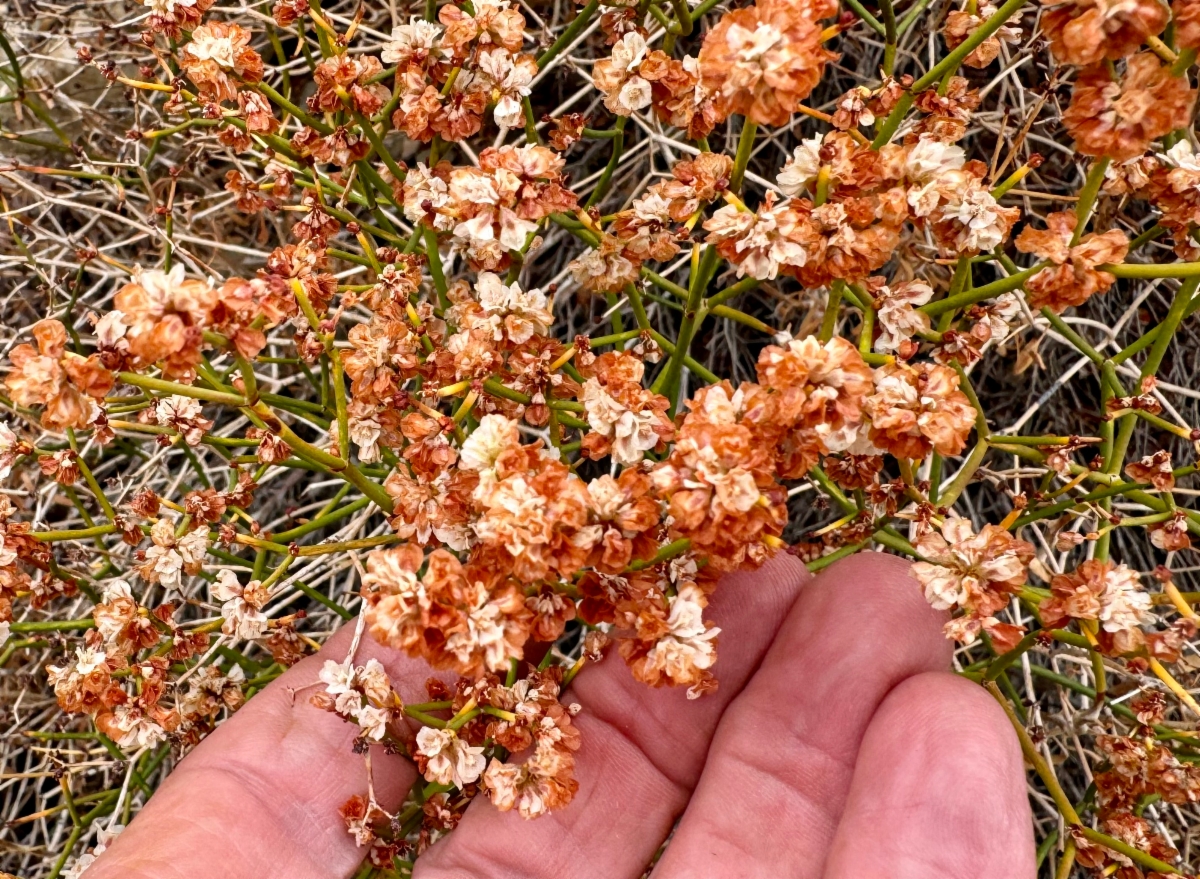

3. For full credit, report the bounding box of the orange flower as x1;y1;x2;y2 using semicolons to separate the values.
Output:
1064;54;1193;161
483;733;579;818
344;314;424;403
362;544;534;676
863;361;977;458
1041;0;1167;66
620;581;720;695
579;352;674;466
310;55;391;116
944;3;1023;67
113;266;218;383
593;33;659;116
1015;210;1129;312
1176;0;1200;49
460;415;601;581
1040;559;1154;655
911;517;1034;648
648;54;723;140
145;0;214;37
651;382;788;572
584;468;662;573
5;319;113;431
697;0;838;127
755;336;874;478
178;22;263;104
439;0;527;56
1125;449;1175;491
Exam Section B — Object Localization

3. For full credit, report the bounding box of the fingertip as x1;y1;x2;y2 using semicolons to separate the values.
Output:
876;672;1028;783
810;550;952;668
826;671;1035;879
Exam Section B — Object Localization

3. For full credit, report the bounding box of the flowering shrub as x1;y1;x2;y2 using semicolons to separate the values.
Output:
4;0;1200;874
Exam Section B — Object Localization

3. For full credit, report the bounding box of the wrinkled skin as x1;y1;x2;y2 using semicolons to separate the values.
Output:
89;553;1034;879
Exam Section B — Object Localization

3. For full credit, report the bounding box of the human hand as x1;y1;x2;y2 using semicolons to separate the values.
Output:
85;552;1034;879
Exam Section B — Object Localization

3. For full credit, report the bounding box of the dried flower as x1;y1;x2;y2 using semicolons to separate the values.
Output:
863;361;977;458
179;23;263;103
912;518;1034;647
1015;210;1129;312
1064;54;1194;161
697;0;838;126
415;726;487;787
1041;0;1168;66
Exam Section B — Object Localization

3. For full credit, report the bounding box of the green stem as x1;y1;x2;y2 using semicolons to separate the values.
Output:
730;119;757;193
872;0;1030;147
537;0;601;69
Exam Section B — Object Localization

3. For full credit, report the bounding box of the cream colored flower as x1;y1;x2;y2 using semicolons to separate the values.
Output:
460;414;520;477
776;135;823;195
474;273;552;344
874;281;934;353
1098;563;1154;635
911;517;1031;611
581;379;662;466
212;569;269;640
639;584;720;697
593;32;653;116
381;20;445;66
416;727;487;787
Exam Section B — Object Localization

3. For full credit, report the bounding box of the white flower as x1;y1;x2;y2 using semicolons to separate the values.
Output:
0;421;19;481
641;584;719;698
479;50;535;129
402;163;453;230
141;544;183;590
318;657;394;737
449;169;539;252
875;281;934;353
62;824;124;879
777;136;823;196
381;20;444;65
356;704;391;741
212;570;268;640
319;658;364;716
1099;564;1154;635
941;187;1010;252
904;136;966;183
103;705;167;750
911;518;1028;611
610;31;648;72
349;413;383;463
155;395;204;427
631;190;673;224
77;645;109;674
186;31;237;68
475;273;553;344
599;33;653;115
94;310;130;349
460;414;520;476
176;529;208;570
704;202;808;280
415;727;487;787
581;379;661;466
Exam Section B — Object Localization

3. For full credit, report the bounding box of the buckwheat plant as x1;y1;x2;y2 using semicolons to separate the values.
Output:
4;0;1200;874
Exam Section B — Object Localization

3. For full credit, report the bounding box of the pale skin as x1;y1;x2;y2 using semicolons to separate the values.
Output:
87;552;1036;879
